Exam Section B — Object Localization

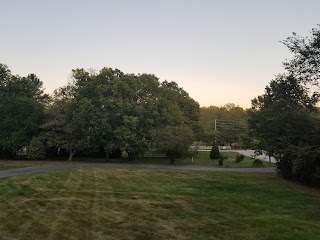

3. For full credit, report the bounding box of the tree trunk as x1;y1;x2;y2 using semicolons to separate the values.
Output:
68;149;75;161
105;148;109;162
169;154;175;165
269;154;271;165
170;157;175;165
127;150;135;161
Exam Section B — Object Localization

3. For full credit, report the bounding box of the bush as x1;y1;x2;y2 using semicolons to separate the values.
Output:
155;126;194;164
235;154;245;163
28;137;46;160
253;158;263;167
210;142;220;159
287;151;320;187
218;154;228;166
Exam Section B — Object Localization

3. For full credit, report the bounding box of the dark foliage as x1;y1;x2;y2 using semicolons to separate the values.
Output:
210;141;220;160
253;159;263;167
235;154;245;163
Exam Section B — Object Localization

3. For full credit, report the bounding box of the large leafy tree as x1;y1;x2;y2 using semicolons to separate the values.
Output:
249;25;320;186
248;75;320;184
160;81;201;138
0;64;47;158
111;73;161;160
41;86;83;161
42;67;120;161
44;67;200;162
72;67;121;159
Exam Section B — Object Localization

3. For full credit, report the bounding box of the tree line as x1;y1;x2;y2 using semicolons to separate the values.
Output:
200;103;249;148
0;66;205;162
0;63;249;163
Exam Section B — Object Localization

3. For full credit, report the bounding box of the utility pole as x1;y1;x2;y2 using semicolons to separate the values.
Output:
214;119;217;145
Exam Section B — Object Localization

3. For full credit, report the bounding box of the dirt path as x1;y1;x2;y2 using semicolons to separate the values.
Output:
0;163;276;179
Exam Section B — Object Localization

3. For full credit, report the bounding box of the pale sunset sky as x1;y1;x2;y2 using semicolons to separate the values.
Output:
1;0;320;108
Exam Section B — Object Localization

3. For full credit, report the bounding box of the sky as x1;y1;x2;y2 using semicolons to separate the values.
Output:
1;0;320;108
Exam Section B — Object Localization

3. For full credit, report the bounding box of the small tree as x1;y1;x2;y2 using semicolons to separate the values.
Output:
210;141;220;159
28;136;46;160
155;126;194;164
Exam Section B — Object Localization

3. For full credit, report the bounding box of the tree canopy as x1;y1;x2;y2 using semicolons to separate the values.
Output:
200;104;249;148
0;64;47;158
154;126;194;164
282;25;320;85
27;67;200;162
249;26;320;186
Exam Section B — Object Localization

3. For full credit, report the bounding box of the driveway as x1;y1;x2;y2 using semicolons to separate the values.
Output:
230;150;277;163
0;163;276;179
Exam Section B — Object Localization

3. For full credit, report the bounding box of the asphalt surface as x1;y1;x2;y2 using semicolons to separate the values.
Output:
0;163;276;179
233;150;277;163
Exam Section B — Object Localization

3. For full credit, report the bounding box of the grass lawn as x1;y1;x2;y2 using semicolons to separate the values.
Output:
120;151;275;168
0;168;319;239
0;151;274;171
0;159;100;171
0;160;67;171
182;151;275;168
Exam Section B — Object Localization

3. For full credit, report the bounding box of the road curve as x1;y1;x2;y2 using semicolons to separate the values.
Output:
0;163;276;179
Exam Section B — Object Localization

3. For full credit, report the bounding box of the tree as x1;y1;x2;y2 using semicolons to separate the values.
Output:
200;104;248;147
248;74;320;185
111;73;161;160
282;25;320;85
68;69;200;161
154;126;194;164
38;66;200;162
41;86;82;161
71;67;120;160
249;25;320;186
28;136;46;160
160;81;202;139
0;64;47;158
209;141;220;159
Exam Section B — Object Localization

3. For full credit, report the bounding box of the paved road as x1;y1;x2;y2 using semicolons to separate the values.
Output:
0;163;276;179
231;150;277;163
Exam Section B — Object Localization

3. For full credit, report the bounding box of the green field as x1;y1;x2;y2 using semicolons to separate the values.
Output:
127;151;274;168
0;160;64;170
0;168;319;239
182;151;275;168
0;151;274;171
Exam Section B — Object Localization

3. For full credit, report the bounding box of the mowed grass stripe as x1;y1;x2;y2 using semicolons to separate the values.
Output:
0;151;276;172
0;168;319;240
